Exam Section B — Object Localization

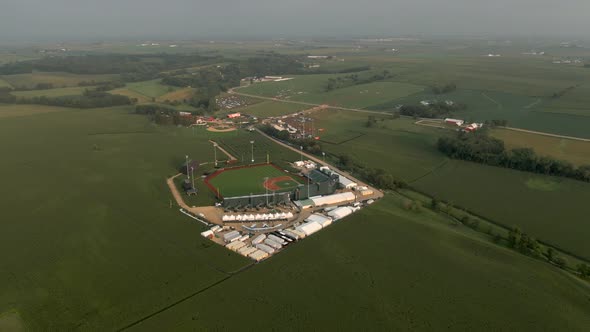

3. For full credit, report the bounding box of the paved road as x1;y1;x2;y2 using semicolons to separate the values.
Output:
500;127;590;142
229;88;394;116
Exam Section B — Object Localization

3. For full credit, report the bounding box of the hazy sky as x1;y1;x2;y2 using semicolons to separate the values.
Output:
1;0;589;41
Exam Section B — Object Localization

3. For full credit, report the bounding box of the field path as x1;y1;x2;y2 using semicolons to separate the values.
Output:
166;173;191;210
229;88;393;116
209;140;237;161
481;92;503;109
524;98;543;109
255;129;384;201
500;126;590;142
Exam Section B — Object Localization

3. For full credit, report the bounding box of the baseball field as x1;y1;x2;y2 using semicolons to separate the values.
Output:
206;164;303;198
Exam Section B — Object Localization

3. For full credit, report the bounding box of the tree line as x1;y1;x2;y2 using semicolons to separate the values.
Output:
430;83;457;94
399;101;467;118
324;70;392;92
135;104;200;126
0;88;132;108
437;131;590;182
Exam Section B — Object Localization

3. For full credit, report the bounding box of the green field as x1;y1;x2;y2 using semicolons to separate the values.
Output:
123;79;179;99
412;160;590;260
1;72;118;89
0;104;74;119
0;78;11;88
491;128;590;166
11;86;91;98
240;76;424;109
131;194;590;331
208;164;302;197
238;100;309;117
310;109;590;259
0;106;250;330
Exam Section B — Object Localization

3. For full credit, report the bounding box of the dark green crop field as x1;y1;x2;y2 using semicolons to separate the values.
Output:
131;195;590;331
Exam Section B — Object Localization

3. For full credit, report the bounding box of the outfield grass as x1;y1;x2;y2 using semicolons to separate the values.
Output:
412;160;590;260
0;107;250;330
131;194;590;331
208;164;301;197
491;128;590;166
1;72;118;89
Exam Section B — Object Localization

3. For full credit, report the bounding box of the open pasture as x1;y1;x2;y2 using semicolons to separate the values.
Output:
131;194;590;331
0;104;74;119
123;79;179;99
412;160;590;260
491;128;590;166
1;71;118;89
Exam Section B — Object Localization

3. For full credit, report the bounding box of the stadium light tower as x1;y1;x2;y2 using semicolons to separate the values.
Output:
264;177;269;206
185;155;189;180
213;143;218;167
250;140;255;163
322;151;326;163
300;145;303;162
191;166;195;189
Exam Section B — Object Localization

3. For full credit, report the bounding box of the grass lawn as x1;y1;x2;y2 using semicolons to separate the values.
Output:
1;72;118;89
130;194;590;331
491;128;590;166
207;164;302;197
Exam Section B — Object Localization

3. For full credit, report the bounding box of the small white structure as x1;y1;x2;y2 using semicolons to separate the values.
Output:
294;161;305;167
337;174;357;189
305;213;333;225
200;230;214;239
289;228;306;239
445;118;465;126
311;192;356;207
284;230;301;240
267;234;286;245
256;243;276;254
252;234;266;245
264;238;282;250
296;221;323;236
211;225;222;233
226;241;246;251
238;246;257;257
249;250;269;261
327;207;355;220
223;231;241;243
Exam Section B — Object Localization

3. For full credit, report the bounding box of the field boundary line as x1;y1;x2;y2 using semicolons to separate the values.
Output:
524;98;542;109
209;140;237;161
499;127;590;142
481;92;503;109
116;263;256;331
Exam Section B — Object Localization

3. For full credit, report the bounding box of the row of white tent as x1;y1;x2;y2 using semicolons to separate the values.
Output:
222;212;294;222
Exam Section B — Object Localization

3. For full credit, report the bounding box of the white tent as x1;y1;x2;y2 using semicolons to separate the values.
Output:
279;212;287;219
255;214;262;220
274;213;281;219
286;212;294;218
236;215;243;221
222;215;230;222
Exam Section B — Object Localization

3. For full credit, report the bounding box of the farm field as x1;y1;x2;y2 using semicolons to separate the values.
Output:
309;109;590;259
0;106;251;330
10;86;90;98
0;71;118;89
238;100;309;117
124;79;179;98
491;128;590;166
310;109;447;181
0;78;11;88
207;164;302;197
0;104;74;118
217;130;301;171
156;87;194;103
131;194;590;331
412;160;590;260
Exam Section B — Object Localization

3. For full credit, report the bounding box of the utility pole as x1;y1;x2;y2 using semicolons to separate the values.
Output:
322;151;326;163
307;175;310;198
250;140;255;163
264;177;269;206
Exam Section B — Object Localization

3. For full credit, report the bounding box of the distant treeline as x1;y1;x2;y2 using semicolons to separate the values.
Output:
430;83;457;94
399;101;467;118
135;104;203;126
307;65;371;75
0;88;132;108
325;70;393;91
0;54;221;82
437;132;590;182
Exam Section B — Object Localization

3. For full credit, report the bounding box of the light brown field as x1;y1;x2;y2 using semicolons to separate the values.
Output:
156;87;194;103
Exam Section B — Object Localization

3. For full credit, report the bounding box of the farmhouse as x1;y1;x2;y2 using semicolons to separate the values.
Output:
445;118;465;126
